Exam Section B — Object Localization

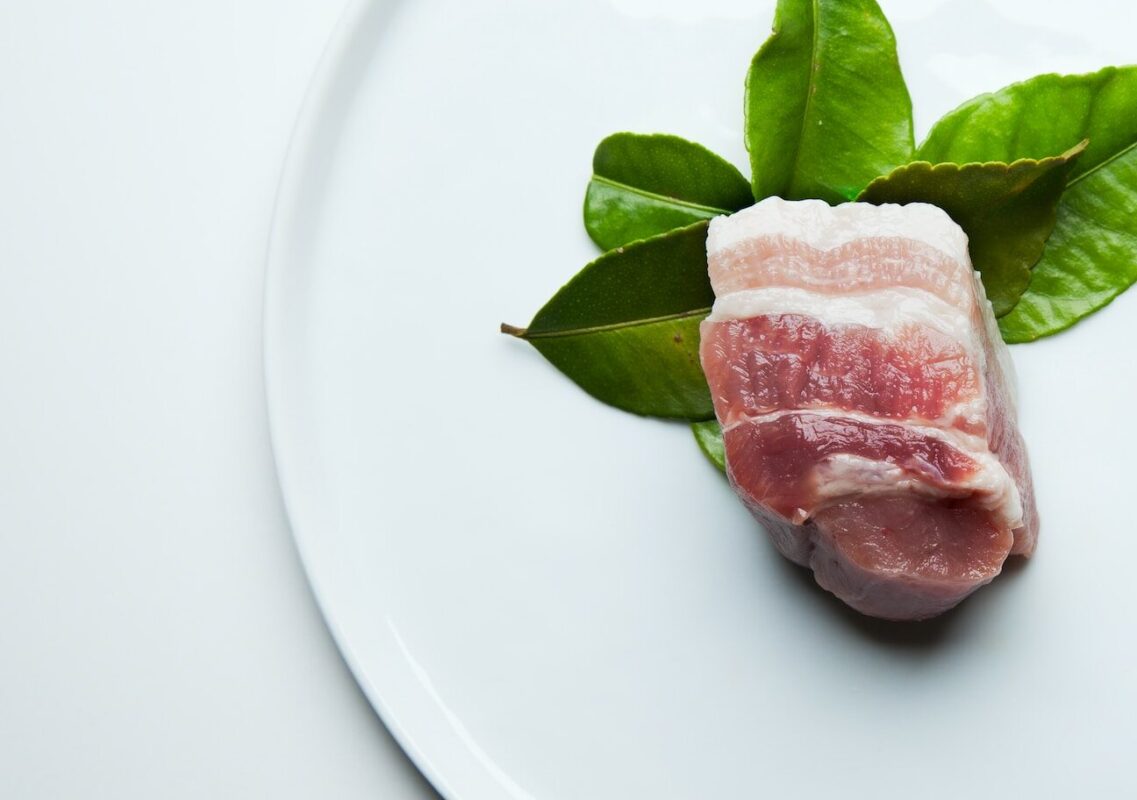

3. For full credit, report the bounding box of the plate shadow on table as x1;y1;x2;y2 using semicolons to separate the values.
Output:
363;690;444;799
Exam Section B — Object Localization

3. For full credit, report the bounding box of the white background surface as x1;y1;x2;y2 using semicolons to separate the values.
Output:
0;2;434;796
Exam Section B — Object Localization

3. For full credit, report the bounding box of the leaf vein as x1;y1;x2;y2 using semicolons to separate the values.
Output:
524;307;711;340
591;175;731;217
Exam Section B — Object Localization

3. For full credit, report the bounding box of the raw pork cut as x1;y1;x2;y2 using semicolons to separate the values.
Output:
699;198;1038;620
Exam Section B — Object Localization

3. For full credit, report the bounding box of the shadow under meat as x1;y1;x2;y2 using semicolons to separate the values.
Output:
770;543;1031;651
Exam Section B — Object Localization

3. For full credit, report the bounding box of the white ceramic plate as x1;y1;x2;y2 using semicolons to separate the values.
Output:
265;1;1137;796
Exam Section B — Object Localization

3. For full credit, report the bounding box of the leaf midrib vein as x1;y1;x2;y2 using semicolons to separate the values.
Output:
592;175;731;217
524;307;711;340
786;0;822;195
1067;138;1137;188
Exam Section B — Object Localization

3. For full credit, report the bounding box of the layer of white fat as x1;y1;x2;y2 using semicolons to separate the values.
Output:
722;398;988;442
706;285;983;358
707;197;971;268
813;454;1023;530
724;407;1024;530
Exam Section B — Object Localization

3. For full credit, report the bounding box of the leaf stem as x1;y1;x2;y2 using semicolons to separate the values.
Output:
500;322;528;338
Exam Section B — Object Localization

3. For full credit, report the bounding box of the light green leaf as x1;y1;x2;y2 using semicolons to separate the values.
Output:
692;420;726;473
858;143;1085;317
919;67;1137;340
745;0;914;203
584;133;752;251
919;67;1137;180
503;222;715;420
1000;142;1137;342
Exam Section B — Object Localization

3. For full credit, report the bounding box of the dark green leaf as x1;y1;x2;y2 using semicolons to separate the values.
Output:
857;143;1086;317
745;0;914;203
691;420;726;473
584;133;753;251
918;67;1137;341
503;222;714;420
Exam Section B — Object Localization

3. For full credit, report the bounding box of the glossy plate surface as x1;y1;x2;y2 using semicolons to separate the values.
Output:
265;1;1137;796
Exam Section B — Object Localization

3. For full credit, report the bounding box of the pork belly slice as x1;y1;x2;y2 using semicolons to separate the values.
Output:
709;237;977;313
722;413;1021;529
700;198;1039;620
708;201;978;312
701;308;983;436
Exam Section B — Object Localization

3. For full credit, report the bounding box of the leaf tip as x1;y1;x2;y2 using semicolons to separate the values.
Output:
1064;138;1090;159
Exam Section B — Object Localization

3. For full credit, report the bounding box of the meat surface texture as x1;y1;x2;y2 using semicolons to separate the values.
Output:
699;198;1038;620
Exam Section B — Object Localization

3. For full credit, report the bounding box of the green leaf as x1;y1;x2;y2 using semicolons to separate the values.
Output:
691;420;726;473
857;143;1086;317
918;67;1137;179
503;222;715;420
999;142;1137;342
919;67;1137;341
745;0;914;203
584;133;753;251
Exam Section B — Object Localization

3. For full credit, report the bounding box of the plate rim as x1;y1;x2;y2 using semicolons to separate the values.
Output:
261;1;452;796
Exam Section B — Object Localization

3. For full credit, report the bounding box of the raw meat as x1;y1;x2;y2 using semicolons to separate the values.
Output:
699;198;1038;620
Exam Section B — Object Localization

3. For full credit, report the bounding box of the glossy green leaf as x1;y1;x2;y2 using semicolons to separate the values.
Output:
999;142;1137;342
858;143;1086;317
584;133;753;251
918;67;1137;179
503;222;715;420
691;420;726;473
918;67;1137;341
745;0;914;203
